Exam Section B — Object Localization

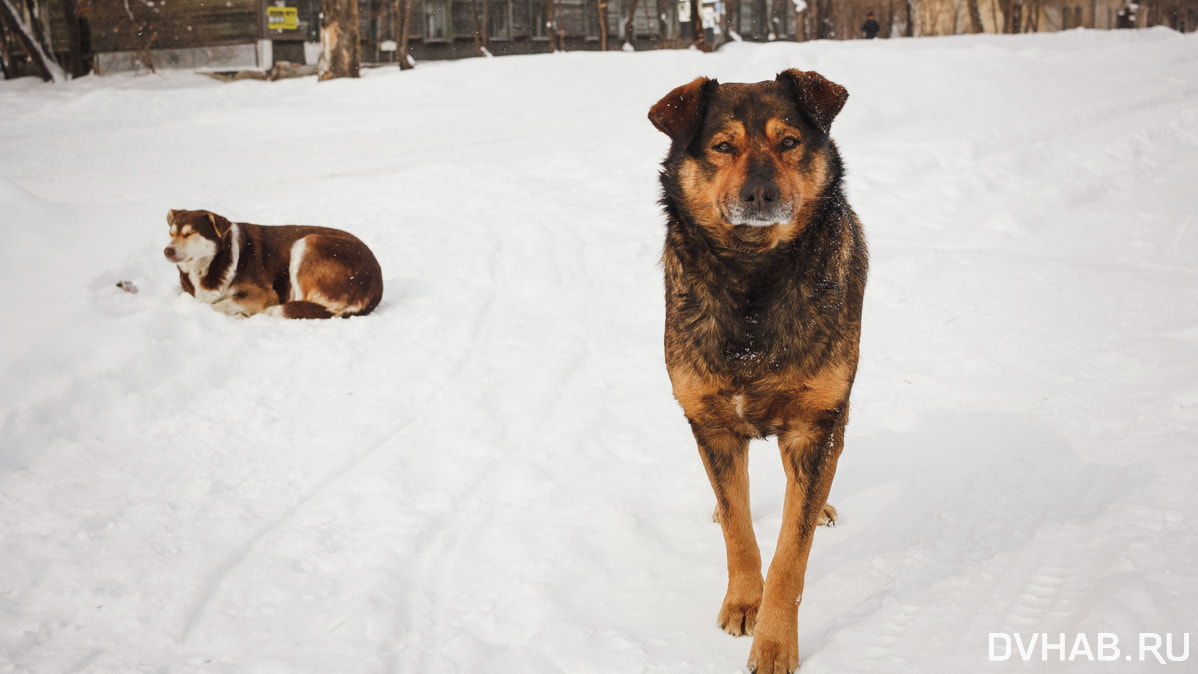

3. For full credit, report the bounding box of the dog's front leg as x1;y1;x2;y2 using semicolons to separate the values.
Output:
212;286;279;318
749;409;847;674
211;296;251;318
691;424;763;637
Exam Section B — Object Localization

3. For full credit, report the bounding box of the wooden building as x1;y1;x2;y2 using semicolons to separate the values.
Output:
1;0;1195;77
4;0;652;74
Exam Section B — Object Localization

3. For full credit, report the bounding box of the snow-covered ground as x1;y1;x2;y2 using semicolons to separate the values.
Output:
2;28;1196;673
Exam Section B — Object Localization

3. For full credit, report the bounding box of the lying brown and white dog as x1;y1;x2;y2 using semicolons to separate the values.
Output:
164;209;384;319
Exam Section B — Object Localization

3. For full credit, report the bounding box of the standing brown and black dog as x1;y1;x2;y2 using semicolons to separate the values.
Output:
649;70;867;673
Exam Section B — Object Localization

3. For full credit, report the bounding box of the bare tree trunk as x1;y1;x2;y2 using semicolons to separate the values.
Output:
1025;0;1039;31
319;0;360;80
481;0;490;53
655;0;667;42
0;14;12;78
724;0;739;40
396;0;415;69
21;0;62;70
768;0;786;38
966;0;983;31
624;0;639;46
0;0;63;81
597;0;608;50
819;0;834;38
689;0;705;48
546;0;560;51
21;0;47;51
794;6;808;41
60;0;85;76
138;23;159;73
470;0;482;53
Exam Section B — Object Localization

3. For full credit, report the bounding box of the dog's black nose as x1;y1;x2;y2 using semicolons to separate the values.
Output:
164;246;176;260
740;179;780;205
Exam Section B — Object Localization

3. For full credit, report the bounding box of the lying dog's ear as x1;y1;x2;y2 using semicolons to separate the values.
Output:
207;212;232;239
649;77;718;149
776;69;848;136
167;209;181;226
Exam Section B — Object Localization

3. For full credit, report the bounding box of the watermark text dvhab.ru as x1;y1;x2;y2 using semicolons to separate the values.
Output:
989;633;1190;664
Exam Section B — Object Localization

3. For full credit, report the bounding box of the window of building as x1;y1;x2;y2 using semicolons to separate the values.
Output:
424;0;449;40
585;0;601;38
531;0;549;37
489;0;512;39
738;0;767;39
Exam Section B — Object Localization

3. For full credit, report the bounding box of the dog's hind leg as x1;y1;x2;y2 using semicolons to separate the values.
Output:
693;425;763;637
816;503;839;527
265;301;335;319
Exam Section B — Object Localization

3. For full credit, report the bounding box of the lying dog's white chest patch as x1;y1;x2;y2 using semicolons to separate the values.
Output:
182;224;239;304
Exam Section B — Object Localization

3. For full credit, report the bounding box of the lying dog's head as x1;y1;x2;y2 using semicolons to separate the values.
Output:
650;70;848;248
164;209;233;267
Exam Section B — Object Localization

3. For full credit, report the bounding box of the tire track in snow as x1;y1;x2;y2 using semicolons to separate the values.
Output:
382;178;609;670
388;460;509;672
179;424;415;643
174;217;506;645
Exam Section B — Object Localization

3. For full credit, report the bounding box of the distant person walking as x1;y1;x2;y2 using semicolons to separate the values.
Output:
862;12;881;39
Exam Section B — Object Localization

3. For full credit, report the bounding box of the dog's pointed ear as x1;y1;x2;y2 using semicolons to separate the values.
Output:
776;69;848;135
167;209;181;226
649;77;717;147
207;212;232;239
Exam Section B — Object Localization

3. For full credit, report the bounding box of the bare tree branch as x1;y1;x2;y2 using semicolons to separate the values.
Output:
0;0;65;81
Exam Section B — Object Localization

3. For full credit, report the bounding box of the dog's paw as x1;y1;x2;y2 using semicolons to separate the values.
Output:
816;502;839;527
747;636;799;674
212;298;249;318
719;600;758;637
718;575;763;637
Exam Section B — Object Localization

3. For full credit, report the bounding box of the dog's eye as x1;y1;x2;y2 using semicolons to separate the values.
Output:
781;137;800;150
712;142;735;154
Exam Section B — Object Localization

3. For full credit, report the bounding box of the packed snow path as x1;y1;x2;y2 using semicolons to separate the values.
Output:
2;28;1196;673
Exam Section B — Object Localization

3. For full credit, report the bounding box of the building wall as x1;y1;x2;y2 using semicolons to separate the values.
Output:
348;0;629;63
88;0;262;53
4;0;1194;78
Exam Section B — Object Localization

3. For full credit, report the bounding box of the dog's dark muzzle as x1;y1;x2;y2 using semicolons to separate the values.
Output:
727;160;794;227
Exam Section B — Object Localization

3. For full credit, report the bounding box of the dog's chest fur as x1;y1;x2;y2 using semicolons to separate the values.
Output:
661;210;866;438
665;222;853;379
179;224;241;303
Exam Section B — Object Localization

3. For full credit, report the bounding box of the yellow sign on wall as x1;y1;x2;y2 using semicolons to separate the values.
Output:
267;6;299;31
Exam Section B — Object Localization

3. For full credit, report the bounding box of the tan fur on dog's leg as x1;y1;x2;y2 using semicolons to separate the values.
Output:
693;426;764;637
749;418;846;673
